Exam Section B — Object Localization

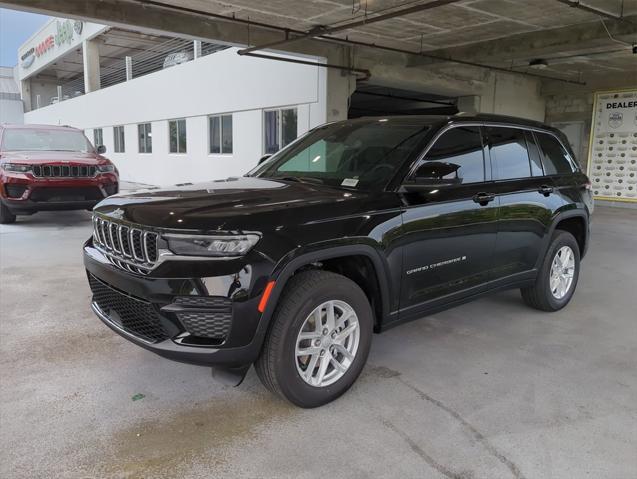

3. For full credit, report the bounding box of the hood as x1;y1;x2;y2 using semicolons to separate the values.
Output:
0;150;102;164
94;176;375;231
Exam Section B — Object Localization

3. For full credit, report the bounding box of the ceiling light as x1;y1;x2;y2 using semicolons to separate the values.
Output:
529;59;548;69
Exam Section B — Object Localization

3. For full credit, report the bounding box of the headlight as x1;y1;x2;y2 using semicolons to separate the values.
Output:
2;163;32;173
97;164;115;173
164;234;260;257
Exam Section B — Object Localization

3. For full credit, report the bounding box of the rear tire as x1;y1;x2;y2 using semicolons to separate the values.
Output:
255;270;373;408
521;230;580;311
0;203;16;224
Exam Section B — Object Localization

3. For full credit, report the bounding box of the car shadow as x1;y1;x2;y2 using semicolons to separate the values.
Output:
3;210;93;228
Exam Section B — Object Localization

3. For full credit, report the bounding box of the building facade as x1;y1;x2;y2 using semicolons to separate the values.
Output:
0;66;23;124
18;18;327;186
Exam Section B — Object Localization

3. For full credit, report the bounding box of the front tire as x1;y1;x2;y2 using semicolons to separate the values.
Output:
255;270;373;408
0;202;16;224
521;230;580;311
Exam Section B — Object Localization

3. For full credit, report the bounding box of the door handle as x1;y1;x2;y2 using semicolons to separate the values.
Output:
473;192;495;206
538;184;554;196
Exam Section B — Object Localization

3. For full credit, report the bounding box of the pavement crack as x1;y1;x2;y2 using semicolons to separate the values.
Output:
381;418;466;479
397;377;526;479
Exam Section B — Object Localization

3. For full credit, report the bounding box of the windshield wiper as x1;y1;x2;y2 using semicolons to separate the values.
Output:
275;176;324;185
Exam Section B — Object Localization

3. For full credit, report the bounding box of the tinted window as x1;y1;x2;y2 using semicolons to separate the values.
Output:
138;123;152;153
415;126;485;184
93;128;103;147
209;114;233;154
524;130;543;176
486;126;531;180
114;126;125;153
169;119;187;153
535;131;575;175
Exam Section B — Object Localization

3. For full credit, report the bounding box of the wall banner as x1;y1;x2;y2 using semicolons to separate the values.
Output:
587;89;637;202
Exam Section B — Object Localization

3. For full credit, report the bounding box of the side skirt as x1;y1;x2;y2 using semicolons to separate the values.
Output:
380;270;537;332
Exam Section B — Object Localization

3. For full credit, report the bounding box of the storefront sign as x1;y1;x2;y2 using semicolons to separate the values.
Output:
20;19;84;69
587;89;637;202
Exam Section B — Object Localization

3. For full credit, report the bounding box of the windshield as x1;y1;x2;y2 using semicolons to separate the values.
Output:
251;119;429;190
1;129;93;152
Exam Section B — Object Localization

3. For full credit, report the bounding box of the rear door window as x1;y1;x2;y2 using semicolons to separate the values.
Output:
535;131;576;175
524;130;544;177
485;126;531;180
415;125;485;184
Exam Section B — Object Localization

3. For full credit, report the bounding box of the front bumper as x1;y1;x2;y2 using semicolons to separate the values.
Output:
83;240;274;367
1;171;118;213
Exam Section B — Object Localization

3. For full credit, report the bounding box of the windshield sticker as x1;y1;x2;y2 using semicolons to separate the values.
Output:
341;178;359;187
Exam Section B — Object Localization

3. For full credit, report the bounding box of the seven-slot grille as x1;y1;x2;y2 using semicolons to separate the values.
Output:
92;215;159;275
32;164;97;177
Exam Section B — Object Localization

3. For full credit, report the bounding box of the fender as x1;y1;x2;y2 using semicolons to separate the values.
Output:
258;242;394;333
535;207;590;270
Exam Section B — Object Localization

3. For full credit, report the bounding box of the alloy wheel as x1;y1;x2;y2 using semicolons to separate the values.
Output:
294;300;360;387
549;245;575;299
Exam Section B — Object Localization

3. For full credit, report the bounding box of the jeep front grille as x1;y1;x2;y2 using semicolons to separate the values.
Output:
32;164;97;177
92;215;159;275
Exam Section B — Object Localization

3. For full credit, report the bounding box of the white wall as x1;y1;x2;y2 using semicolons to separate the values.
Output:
0;99;24;123
24;48;327;186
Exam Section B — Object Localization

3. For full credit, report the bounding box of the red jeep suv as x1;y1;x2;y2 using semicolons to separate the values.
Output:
0;124;119;223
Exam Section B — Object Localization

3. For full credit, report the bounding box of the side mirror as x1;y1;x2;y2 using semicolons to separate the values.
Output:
401;161;462;192
97;145;106;154
258;154;272;165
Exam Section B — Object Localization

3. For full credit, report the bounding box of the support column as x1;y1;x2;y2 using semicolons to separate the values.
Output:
457;95;481;115
193;40;202;59
20;79;32;112
125;56;133;81
82;39;101;93
325;48;356;122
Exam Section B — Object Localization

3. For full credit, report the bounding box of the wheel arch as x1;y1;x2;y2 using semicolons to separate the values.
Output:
551;210;589;259
262;244;393;333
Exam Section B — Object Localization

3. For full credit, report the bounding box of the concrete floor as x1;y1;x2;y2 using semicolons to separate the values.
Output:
1;206;636;479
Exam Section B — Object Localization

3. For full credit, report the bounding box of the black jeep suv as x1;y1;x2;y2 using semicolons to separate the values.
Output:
84;114;593;407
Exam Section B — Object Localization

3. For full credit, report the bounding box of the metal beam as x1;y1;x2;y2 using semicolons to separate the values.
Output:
239;52;371;80
237;0;462;55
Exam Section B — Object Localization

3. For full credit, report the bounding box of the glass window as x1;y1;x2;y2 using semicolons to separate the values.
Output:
524;130;544;176
264;108;298;154
2;128;92;152
252;119;429;191
264;110;279;154
138;123;152;153
282;109;297;148
209;114;233;154
221;115;233;153
535;131;576;175
113;125;125;153
414;126;485;184
169;119;187;153
486;126;531;180
93;128;103;148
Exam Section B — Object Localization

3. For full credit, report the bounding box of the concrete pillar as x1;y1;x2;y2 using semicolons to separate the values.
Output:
325;48;356;122
193;40;202;59
20;79;32;112
82;39;101;93
457;95;481;115
125;56;133;81
57;85;62;102
36;94;41;109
